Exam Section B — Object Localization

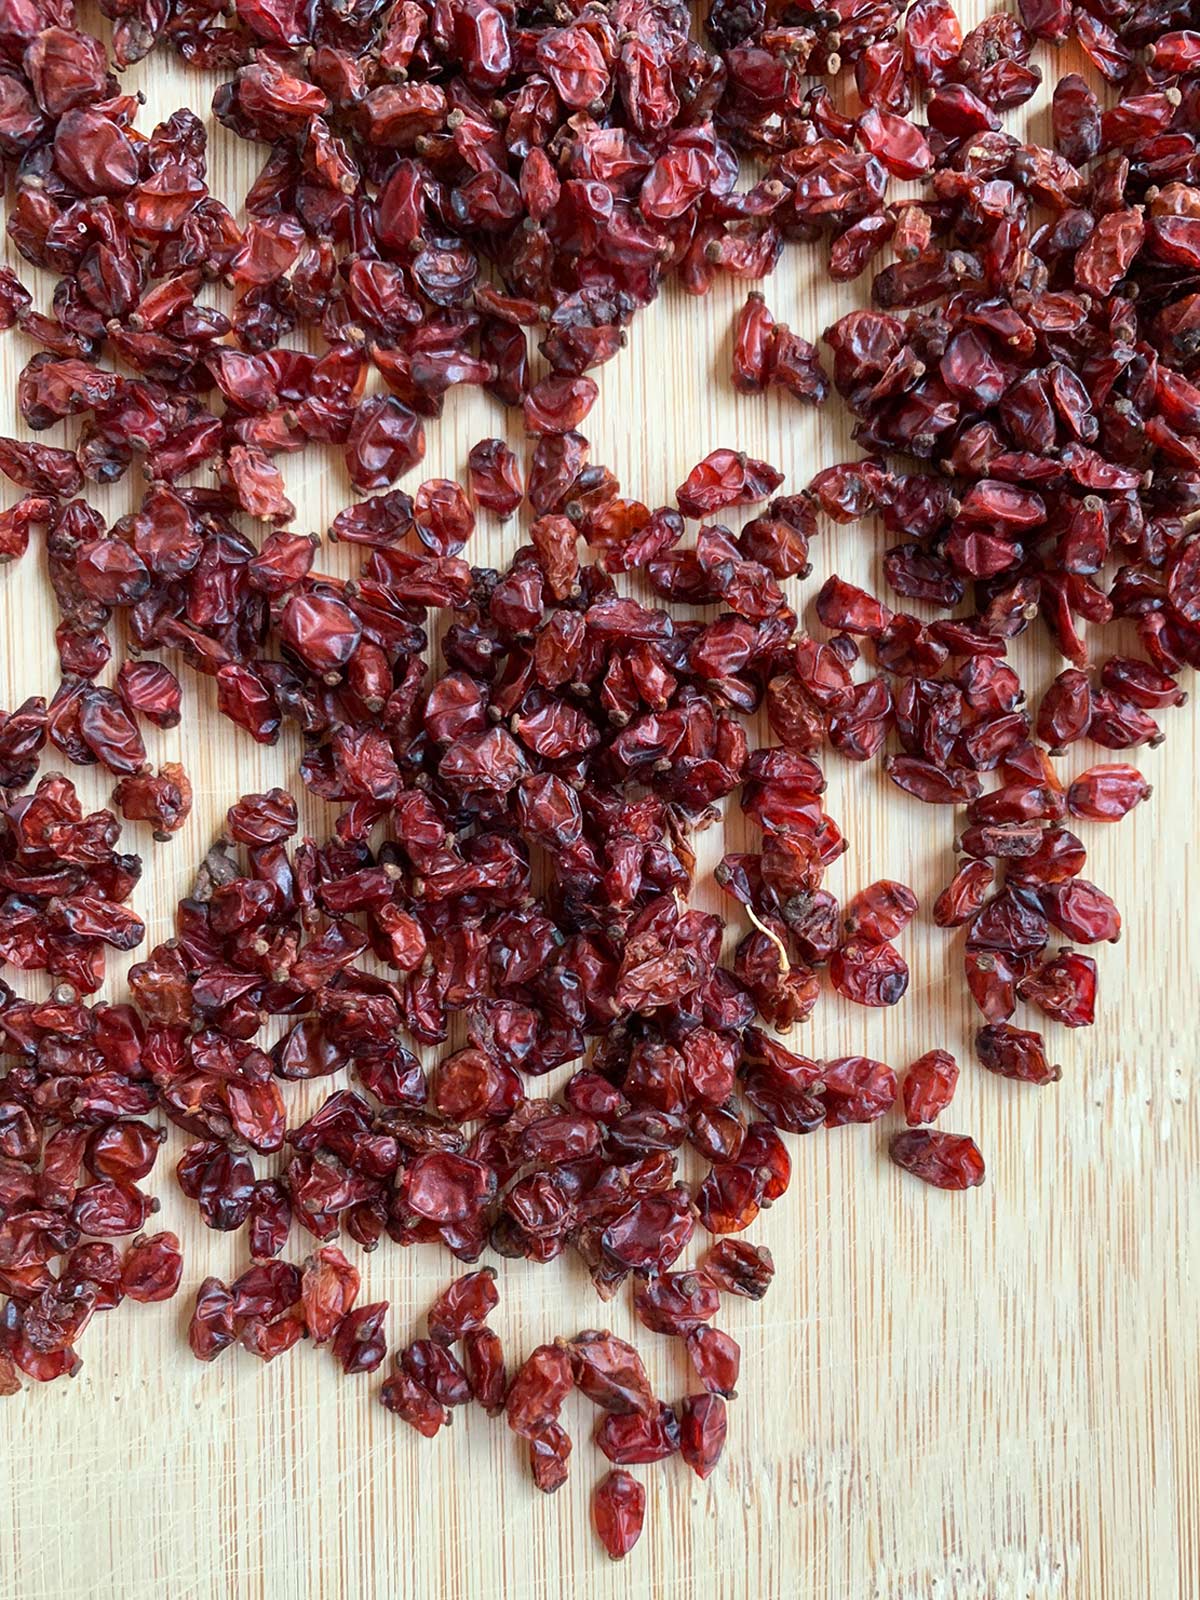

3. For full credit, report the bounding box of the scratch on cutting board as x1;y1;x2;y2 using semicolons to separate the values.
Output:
873;1539;1072;1600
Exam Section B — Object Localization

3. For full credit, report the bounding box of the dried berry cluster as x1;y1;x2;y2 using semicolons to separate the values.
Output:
0;772;145;992
133;776;806;1263
0;0;1197;1562
186;1243;770;1554
189;1242;384;1366
380;1254;769;1557
0;978;181;1388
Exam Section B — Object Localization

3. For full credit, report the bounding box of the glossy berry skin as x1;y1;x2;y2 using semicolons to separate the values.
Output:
679;1394;727;1480
468;439;522;516
505;1345;573;1438
1039;881;1121;945
685;1325;740;1397
462;1327;507;1414
843;879;918;941
426;1269;498;1344
890;1131;986;1191
901;1051;959;1125
933;861;995;927
400;1341;471;1408
1018;951;1098;1028
592;1470;646;1559
529;1423;572;1494
701;1241;776;1301
188;1279;236;1363
332;1304;388;1376
976;1025;1062;1085
596;1404;681;1465
1066;765;1151;823
119;1232;183;1302
830;936;909;1007
301;1247;359;1343
570;1331;655;1416
379;1370;448;1437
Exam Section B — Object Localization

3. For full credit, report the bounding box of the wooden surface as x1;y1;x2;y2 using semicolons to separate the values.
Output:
1;21;1198;1600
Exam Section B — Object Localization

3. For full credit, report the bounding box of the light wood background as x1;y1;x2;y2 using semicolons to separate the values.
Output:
1;16;1197;1600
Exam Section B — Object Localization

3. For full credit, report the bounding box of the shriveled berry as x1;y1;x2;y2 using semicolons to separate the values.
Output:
592;1469;646;1559
596;1402;681;1465
1066;765;1151;823
570;1331;655;1415
890;1131;986;1190
400;1339;471;1407
933;861;995;927
843;880;918;941
426;1268;498;1344
505;1343;573;1438
120;1232;183;1303
301;1247;359;1343
379;1369;448;1437
463;1326;507;1414
1039;880;1121;944
332;1304;388;1375
830;936;909;1007
701;1240;775;1301
685;1325;740;1397
633;1272;720;1336
679;1393;727;1480
976;1024;1062;1085
902;1051;959;1125
529;1423;572;1493
188;1278;236;1363
1017;951;1097;1028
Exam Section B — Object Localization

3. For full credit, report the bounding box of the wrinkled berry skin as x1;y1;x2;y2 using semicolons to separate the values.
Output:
890;1130;986;1190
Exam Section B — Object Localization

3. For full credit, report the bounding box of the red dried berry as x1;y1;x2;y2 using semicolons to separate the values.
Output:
1066;765;1151;823
901;1051;959;1125
426;1269;499;1344
679;1393;727;1480
890;1131;986;1191
592;1469;646;1559
830;936;909;1007
976;1024;1062;1086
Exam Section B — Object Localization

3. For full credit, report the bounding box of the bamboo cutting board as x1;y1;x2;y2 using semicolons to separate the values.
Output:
1;17;1198;1600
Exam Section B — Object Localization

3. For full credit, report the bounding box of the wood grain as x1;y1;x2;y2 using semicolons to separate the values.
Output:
1;19;1197;1600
